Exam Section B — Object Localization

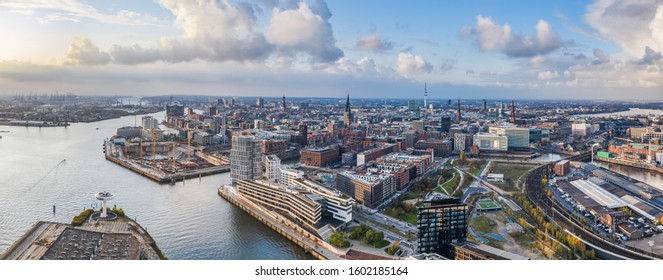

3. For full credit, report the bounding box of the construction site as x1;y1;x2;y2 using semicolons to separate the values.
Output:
104;127;229;184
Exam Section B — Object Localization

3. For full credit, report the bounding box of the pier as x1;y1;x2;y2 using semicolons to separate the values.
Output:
104;140;229;184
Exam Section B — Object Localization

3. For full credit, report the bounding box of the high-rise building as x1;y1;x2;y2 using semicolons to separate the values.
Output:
263;154;281;183
282;95;286;112
481;99;487;112
417;195;468;258
209;106;217;116
454;133;469;152
298;124;308;146
440;116;451;133
141;116;159;130
408;99;419;111
256;97;264;107
230;135;263;182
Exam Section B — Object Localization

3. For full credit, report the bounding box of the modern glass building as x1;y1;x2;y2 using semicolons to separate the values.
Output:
417;195;468;258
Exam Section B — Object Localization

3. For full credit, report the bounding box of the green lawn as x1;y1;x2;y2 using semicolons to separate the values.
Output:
469;215;496;233
373;239;391;248
486;162;538;191
384;211;417;225
434;170;460;194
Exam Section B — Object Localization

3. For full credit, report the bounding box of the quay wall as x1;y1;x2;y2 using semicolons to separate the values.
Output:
217;188;327;260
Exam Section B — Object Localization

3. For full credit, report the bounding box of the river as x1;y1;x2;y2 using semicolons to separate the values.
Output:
0;111;310;260
577;108;663;118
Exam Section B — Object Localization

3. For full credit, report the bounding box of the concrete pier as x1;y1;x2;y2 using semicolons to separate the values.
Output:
217;185;347;260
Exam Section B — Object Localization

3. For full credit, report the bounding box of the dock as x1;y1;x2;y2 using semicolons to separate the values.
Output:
217;185;347;260
104;140;229;184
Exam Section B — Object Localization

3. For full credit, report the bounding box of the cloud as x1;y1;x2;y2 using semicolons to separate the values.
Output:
330;57;395;77
356;34;394;52
640;46;663;65
0;0;162;25
69;0;343;66
537;70;560;80
584;0;663;58
396;52;433;76
264;1;343;63
63;38;111;66
463;15;563;57
591;48;610;65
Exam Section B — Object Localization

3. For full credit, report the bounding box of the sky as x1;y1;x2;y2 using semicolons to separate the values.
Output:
0;0;662;100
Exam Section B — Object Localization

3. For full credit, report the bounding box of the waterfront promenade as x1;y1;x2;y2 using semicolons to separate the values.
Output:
218;185;346;260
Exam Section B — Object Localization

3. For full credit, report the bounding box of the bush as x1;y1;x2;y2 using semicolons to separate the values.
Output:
71;209;94;226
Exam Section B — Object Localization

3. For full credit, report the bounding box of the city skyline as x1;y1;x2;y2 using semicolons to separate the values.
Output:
0;0;662;100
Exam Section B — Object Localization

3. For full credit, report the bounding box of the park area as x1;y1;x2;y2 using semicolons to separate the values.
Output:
468;208;553;259
486;162;538;192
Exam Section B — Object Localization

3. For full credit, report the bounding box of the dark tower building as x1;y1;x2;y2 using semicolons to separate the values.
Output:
440;116;451;133
417;195;468;258
481;99;487;112
209;106;217;116
298;124;308;146
282;95;286;112
455;98;461;123
343;94;352;126
510;100;516;124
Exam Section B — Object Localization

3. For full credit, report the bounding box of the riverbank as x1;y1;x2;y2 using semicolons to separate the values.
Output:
218;185;347;260
596;157;663;176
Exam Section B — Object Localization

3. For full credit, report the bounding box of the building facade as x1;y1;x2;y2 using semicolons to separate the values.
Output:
230;135;263;182
417;195;468;258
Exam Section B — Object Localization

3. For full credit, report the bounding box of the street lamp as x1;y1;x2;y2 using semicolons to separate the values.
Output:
591;143;600;164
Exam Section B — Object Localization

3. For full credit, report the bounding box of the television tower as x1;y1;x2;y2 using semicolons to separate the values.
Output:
423;82;428;108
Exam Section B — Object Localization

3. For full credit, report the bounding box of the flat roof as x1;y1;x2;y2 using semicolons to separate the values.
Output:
570;179;627;209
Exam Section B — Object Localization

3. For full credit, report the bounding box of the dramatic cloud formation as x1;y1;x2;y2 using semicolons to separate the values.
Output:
68;0;343;65
463;15;563;57
396;52;433;76
584;0;663;58
265;1;343;63
63;38;112;66
355;34;394;52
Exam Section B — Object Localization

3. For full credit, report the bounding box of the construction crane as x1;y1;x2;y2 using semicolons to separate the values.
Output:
187;128;192;164
172;142;177;171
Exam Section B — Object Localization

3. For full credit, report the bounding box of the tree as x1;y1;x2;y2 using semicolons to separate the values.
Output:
386;240;400;255
330;232;350;248
459;151;467;165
